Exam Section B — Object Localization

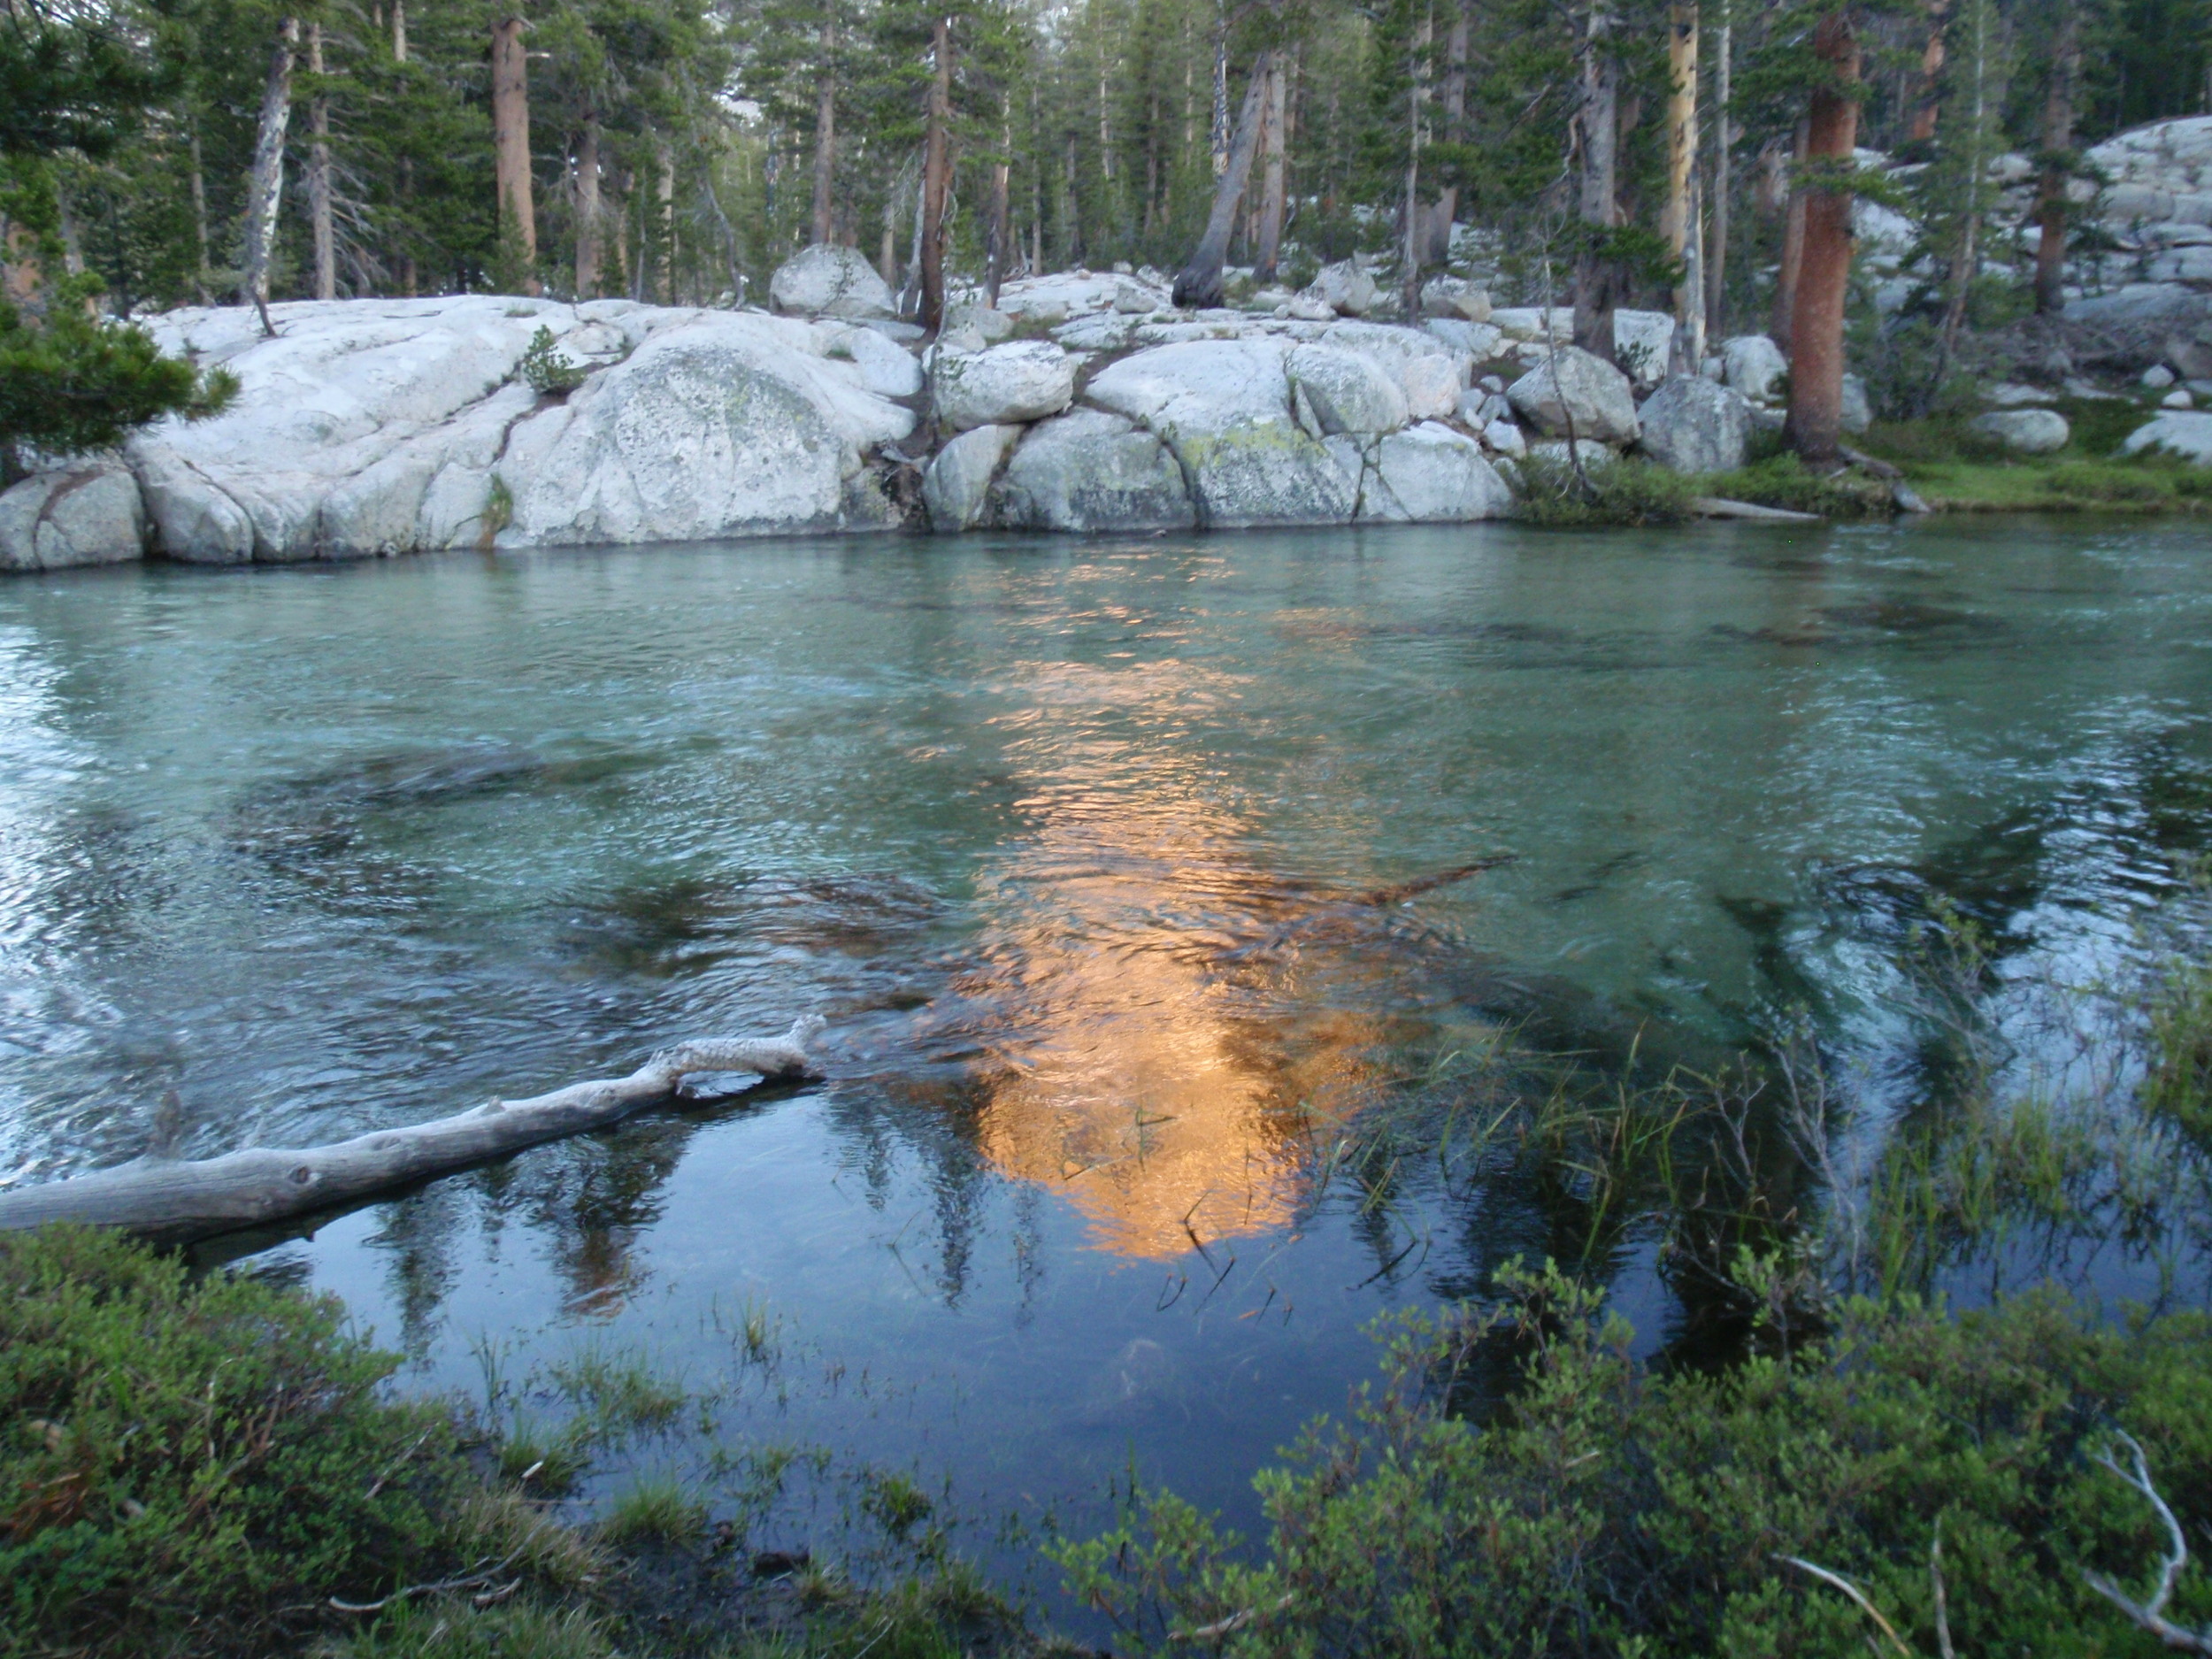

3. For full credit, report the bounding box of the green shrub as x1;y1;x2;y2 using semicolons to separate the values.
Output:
1703;453;1887;518
0;1226;461;1657
1515;452;1695;527
518;326;587;396
1056;1263;2212;1657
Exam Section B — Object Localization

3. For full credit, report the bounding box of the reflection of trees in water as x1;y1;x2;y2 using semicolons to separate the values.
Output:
301;710;2212;1376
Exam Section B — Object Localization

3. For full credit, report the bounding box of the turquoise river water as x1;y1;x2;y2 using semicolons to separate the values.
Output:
4;515;2211;1594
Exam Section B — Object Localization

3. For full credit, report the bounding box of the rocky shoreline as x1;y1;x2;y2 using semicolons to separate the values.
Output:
16;112;2212;572
0;265;1787;572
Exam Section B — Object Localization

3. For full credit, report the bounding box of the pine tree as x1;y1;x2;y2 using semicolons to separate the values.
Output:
0;0;234;479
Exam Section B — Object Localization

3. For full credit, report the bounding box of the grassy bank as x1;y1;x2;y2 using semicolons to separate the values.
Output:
1855;397;2212;516
1509;393;2211;525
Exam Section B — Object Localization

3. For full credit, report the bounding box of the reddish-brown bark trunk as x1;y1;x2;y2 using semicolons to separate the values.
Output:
920;13;952;334
1785;10;1860;468
2034;4;2079;314
492;9;538;287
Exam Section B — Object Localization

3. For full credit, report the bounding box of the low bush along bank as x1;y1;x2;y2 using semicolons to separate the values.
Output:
9;920;2212;1655
8;1226;2208;1658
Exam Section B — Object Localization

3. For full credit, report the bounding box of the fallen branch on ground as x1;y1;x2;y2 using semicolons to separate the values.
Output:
0;1018;824;1245
2084;1431;2212;1654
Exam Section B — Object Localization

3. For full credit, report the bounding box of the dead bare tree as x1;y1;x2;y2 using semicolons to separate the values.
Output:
1172;49;1272;309
240;15;300;335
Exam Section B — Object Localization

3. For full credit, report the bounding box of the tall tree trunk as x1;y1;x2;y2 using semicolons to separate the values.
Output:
1426;4;1467;265
576;117;602;297
1785;10;1860;468
2033;2;2079;313
986;120;1011;308
1908;1;1947;143
920;13;952;334
1254;62;1286;281
656;143;675;303
810;16;837;245
1932;0;1988;388
1172;50;1271;309
1572;0;1621;361
240;15;299;333
1663;1;1699;369
393;0;415;296
492;7;537;287
1770;116;1808;353
1401;18;1426;323
613;169;633;299
1211;14;1229;175
306;21;334;301
1704;0;1732;337
189;128;211;303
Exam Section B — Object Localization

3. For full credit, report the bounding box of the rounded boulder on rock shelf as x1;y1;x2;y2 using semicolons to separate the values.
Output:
1969;407;2070;455
1419;275;1492;322
0;462;146;571
769;243;897;320
1287;344;1409;436
1365;423;1515;522
932;341;1077;432
2122;409;2212;465
1302;258;1379;318
923;424;1021;532
1637;375;1752;474
1723;334;1789;404
1084;337;1357;528
993;409;1194;533
1506;346;1640;446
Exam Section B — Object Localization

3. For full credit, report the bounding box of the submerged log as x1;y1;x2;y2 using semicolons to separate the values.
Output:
0;1018;824;1246
1690;495;1824;523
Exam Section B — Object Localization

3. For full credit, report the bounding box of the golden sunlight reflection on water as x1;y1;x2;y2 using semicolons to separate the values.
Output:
949;655;1400;1260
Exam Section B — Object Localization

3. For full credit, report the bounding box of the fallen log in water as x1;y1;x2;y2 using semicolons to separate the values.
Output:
1690;496;1825;524
0;1018;824;1246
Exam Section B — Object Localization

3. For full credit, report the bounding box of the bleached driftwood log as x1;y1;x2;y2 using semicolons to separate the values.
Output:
0;1018;824;1246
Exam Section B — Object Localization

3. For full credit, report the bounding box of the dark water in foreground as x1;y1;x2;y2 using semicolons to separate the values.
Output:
4;517;2211;1587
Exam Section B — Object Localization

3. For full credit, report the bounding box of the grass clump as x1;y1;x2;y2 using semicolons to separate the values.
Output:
1057;1263;2212;1658
321;1598;615;1659
597;1475;707;1547
1514;451;1695;527
0;1225;462;1658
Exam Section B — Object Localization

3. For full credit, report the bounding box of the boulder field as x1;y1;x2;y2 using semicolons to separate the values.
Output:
0;267;1822;571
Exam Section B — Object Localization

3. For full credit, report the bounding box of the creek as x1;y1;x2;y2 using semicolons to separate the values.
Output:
4;515;2210;1593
